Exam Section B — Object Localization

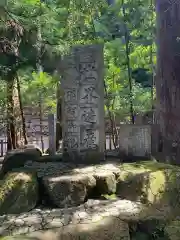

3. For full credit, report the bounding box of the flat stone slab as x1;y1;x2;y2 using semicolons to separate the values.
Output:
24;161;121;178
24;161;77;177
0;199;173;237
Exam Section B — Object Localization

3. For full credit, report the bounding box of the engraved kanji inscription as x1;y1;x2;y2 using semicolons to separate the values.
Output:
79;62;97;72
80;86;99;104
65;105;78;119
81;108;97;124
64;88;77;102
61;44;105;155
64;135;78;149
81;128;97;149
67;120;78;133
79;62;98;82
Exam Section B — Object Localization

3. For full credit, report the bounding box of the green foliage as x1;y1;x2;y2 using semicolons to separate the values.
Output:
19;70;57;112
102;0;156;121
0;0;156;120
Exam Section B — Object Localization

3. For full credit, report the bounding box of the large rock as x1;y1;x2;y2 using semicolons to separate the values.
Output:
20;144;42;158
42;173;96;208
0;147;41;177
0;171;38;214
116;161;180;214
0;199;134;239
0;198;177;238
93;170;116;195
30;217;129;240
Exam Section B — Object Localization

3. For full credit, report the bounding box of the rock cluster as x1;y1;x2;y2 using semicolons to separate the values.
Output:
1;150;180;239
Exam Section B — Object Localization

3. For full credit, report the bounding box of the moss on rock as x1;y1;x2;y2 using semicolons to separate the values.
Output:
164;220;180;240
0;171;38;214
117;161;180;214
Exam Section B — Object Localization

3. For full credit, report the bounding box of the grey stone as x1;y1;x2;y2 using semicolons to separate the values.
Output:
93;170;116;194
1;198;177;239
21;144;42;158
60;44;105;162
42;174;96;208
0;146;41;177
0;200;132;239
119;124;151;157
24;161;74;178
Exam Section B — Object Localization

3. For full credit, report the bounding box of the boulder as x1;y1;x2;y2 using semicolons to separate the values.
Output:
93;170;116;195
0;147;41;177
32;217;130;240
116;161;180;214
0;171;38;214
20;144;42;158
0;198;176;238
42;173;96;208
0;201;130;239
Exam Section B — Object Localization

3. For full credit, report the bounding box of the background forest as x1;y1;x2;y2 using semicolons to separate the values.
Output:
0;0;156;148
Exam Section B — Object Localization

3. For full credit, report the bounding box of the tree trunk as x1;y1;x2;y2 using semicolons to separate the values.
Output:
7;77;16;150
122;1;135;124
56;81;62;150
155;0;180;164
16;75;28;145
6;72;25;150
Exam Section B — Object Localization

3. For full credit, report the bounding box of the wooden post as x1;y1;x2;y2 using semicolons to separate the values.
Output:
48;113;56;155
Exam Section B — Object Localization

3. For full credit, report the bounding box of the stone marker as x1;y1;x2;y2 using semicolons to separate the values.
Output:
60;44;105;162
119;124;151;157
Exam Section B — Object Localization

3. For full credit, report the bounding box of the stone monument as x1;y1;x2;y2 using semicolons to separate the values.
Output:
119;124;151;158
60;44;105;162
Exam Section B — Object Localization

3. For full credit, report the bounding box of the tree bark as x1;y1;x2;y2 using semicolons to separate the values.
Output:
122;1;135;124
7;76;16;150
6;72;25;150
16;75;28;145
56;81;62;150
155;0;180;164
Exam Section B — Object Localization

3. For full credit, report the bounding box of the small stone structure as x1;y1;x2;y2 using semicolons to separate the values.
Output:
60;44;105;162
119;124;151;157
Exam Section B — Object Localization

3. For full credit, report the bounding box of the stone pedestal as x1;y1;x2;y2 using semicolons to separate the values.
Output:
60;44;105;162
